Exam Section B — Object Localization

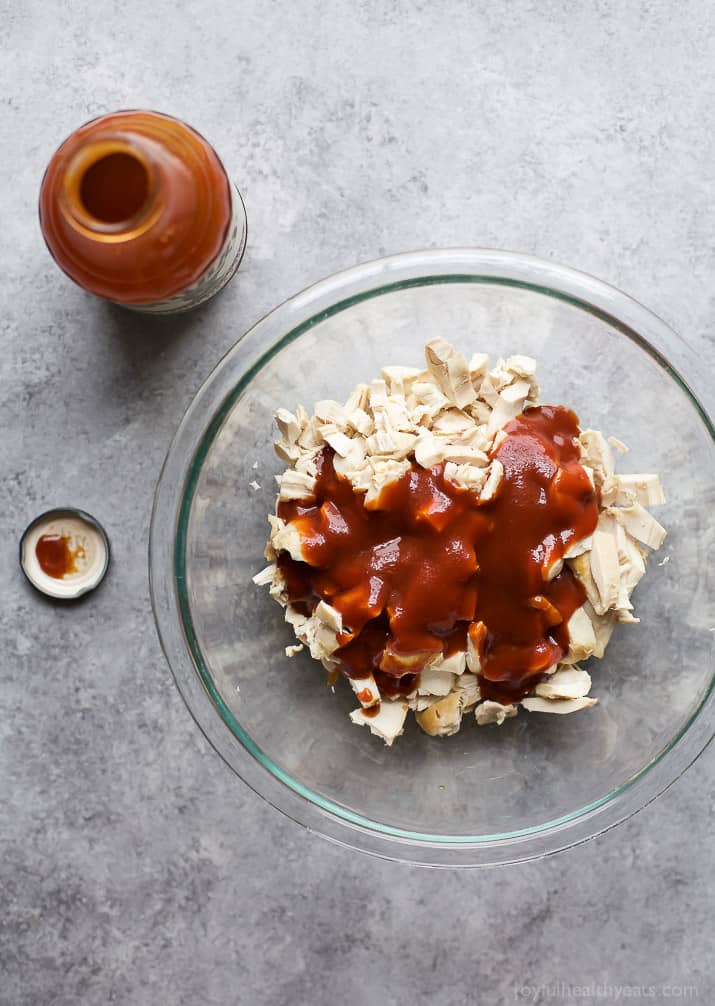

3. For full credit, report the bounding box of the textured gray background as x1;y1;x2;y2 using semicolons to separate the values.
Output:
1;2;713;1004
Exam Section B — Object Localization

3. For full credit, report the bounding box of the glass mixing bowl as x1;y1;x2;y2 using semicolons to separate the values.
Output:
150;249;714;866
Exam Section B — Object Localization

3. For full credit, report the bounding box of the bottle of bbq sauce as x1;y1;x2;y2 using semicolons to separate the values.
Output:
39;110;246;314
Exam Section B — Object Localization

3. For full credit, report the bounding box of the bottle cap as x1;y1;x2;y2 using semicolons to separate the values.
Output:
20;508;111;600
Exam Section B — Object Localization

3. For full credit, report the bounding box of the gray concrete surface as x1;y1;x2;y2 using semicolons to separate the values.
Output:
1;2;713;1004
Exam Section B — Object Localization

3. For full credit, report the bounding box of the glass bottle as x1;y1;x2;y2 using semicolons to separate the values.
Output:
39;110;247;314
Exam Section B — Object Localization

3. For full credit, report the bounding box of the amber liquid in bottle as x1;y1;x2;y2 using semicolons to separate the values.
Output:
39;110;246;314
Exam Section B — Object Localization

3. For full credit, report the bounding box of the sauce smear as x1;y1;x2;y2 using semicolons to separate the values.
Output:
35;534;83;579
277;406;599;704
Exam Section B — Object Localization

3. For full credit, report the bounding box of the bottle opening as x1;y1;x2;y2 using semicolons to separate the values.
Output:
79;151;150;225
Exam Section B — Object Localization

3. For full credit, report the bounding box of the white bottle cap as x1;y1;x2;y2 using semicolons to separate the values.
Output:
20;508;110;600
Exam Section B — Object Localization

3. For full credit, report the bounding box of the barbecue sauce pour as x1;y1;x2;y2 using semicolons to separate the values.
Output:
277;406;599;704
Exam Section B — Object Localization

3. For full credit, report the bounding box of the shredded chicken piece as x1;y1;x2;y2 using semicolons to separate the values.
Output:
349;701;409;745
425;337;476;408
475;701;517;726
535;666;592;699
416;691;464;737
522;696;598;715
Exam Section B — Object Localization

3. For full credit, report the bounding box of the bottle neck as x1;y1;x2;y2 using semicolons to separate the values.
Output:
59;136;162;242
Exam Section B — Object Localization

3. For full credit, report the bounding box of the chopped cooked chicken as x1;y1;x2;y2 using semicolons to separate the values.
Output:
410;694;440;712
468;352;489;390
444;461;489;493
347;407;373;436
568;551;603;613
479;459;504;502
348;674;381;708
535;666;592;699
475;701;517;726
251;563;276;587
442;444;489;465
487;390;528;436
545;557;564;582
418;668;457;696
349;700;409;745
409;380;450;420
277;469;316;502
505;354;537;379
323;429;358;458
257;339;666;743
455;673;480;710
589;515;621;613
562;606;596;663
521;696;598;715
364;458;412;506
315;600;343;634
414;431;447;468
368;378;388;409
612;473;665;507
564;534;592;559
298;613;342;660
415;691;464;736
433;650;467;675
425;337;476;409
381;364;423;390
314;399;348;427
343;383;369;414
579;430;614;484
612;503;667;550
432;408;477;435
284;605;308;631
269;518;305;562
275;407;302;444
268;568;289;605
582;600;617;658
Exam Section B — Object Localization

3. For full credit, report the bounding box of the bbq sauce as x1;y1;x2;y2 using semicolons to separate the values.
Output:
35;534;83;579
278;406;599;704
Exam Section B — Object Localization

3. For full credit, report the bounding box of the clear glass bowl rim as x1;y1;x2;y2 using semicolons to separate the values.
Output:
149;248;714;867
